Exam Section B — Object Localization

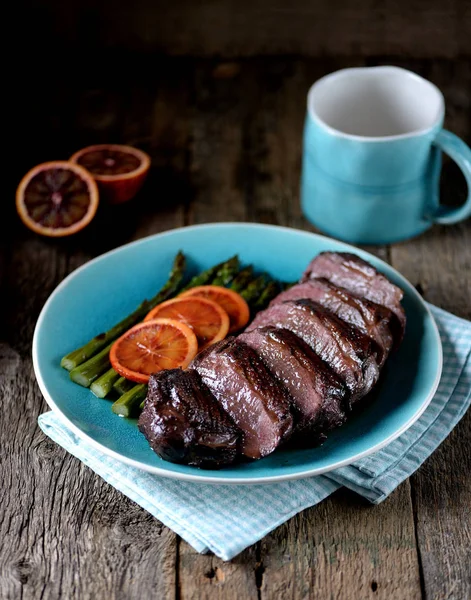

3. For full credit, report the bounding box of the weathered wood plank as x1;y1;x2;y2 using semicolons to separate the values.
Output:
390;59;471;600
411;415;471;600
31;0;471;58
125;59;190;241
187;60;250;224
259;486;422;600
178;543;259;600
391;223;471;600
0;233;179;600
1;66;195;599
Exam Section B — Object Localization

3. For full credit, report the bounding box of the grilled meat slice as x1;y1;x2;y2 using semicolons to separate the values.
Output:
302;252;406;343
138;369;241;468
239;327;347;440
269;278;394;365
249;299;380;404
192;338;294;459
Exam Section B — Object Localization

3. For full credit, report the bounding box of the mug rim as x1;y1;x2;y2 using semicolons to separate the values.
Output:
307;66;445;143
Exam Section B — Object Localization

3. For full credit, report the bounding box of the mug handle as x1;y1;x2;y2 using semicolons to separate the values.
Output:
431;129;471;224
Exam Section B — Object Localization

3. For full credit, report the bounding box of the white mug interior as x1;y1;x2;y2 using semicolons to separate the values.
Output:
308;66;445;139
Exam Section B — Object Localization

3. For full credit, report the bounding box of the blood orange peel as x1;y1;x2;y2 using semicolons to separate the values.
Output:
70;144;150;204
16;161;99;237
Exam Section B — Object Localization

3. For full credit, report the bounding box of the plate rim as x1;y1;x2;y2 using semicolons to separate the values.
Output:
32;222;443;484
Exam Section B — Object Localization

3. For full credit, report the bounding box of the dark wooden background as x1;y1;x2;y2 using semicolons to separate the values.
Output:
18;0;471;58
2;2;471;599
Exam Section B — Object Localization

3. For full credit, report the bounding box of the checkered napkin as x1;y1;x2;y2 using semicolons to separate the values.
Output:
38;305;471;561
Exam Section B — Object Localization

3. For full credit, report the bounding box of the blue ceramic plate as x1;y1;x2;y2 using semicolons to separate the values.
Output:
33;223;442;484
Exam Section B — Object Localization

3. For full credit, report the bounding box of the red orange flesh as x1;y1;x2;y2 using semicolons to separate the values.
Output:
110;319;198;384
16;161;99;237
70;144;150;204
179;285;250;333
144;296;230;349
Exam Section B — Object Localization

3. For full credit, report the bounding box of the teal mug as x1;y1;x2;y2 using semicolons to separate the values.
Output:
301;66;471;244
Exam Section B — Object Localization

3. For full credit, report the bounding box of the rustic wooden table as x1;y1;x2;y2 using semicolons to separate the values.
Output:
2;57;470;600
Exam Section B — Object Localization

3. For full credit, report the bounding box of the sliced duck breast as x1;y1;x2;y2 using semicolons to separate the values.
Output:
269;278;395;365
302;251;406;343
138;369;241;468
192;338;294;459
249;299;380;404
239;326;347;439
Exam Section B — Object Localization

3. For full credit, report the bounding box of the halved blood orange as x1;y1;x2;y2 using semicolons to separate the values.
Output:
179;286;250;333
144;296;230;350
70;144;150;204
110;319;198;384
16;161;99;237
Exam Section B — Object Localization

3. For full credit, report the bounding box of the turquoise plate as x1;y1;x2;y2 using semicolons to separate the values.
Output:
33;223;442;484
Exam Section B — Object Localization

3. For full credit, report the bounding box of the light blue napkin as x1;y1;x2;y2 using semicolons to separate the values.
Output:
38;305;471;561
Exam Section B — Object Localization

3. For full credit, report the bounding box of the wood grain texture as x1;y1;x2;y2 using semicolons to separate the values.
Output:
1;69;190;600
391;223;471;600
0;239;177;600
258;486;422;600
178;542;259;600
2;57;470;600
188;61;250;224
390;59;471;600
22;0;471;58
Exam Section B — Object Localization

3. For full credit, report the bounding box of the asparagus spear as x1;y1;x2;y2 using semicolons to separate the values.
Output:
113;376;135;396
61;252;186;371
69;343;113;387
254;281;280;310
210;256;240;286
240;275;267;306
90;368;121;399
112;384;148;418
180;256;236;292
230;266;254;292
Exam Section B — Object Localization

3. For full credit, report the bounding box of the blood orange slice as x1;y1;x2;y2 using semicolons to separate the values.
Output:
144;296;230;350
110;318;198;384
180;286;250;333
16;161;99;237
70;144;150;204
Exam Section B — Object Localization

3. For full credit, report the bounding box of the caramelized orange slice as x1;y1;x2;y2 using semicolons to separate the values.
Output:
110;319;198;384
144;296;230;350
180;285;250;333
